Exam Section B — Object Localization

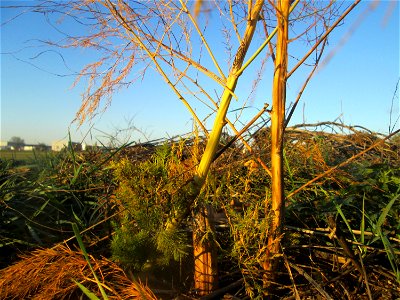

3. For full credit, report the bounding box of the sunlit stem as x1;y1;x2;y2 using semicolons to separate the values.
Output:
236;0;300;77
263;0;289;283
196;0;265;181
196;75;238;181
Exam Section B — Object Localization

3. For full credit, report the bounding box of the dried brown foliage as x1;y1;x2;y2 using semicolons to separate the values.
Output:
0;245;156;300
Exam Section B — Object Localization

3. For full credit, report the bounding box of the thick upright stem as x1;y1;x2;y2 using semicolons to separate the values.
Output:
193;0;265;295
263;0;289;285
193;205;218;294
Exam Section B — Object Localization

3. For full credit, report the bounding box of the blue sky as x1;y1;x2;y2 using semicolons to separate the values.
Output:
1;1;399;145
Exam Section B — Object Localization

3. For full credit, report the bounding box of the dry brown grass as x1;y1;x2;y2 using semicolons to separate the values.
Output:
0;245;157;300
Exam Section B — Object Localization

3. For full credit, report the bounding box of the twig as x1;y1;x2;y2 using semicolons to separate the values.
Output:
288;262;334;300
284;225;400;254
103;0;209;136
179;0;226;81
284;38;327;129
288;121;374;135
326;214;372;300
287;0;361;78
213;103;269;161
282;252;300;300
286;226;400;244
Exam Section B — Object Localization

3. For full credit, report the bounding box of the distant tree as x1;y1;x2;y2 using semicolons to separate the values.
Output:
9;136;24;144
8;137;25;150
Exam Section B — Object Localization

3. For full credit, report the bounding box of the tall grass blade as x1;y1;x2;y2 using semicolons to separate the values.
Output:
87;141;134;177
26;223;43;245
361;194;365;246
72;209;85;228
32;199;50;219
334;201;358;242
283;149;294;186
71;164;83;185
373;193;399;236
72;279;101;300
0;238;37;248
379;233;400;283
68;132;77;171
72;223;109;300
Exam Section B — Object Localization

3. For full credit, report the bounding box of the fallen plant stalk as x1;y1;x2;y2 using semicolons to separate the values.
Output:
287;129;400;199
285;226;400;255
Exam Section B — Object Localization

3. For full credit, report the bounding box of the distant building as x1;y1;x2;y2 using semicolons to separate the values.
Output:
22;144;51;151
52;141;68;151
82;143;105;151
0;141;50;151
7;142;24;151
0;141;10;150
52;140;82;152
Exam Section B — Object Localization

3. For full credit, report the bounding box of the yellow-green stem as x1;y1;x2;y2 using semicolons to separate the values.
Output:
193;1;265;295
236;0;299;77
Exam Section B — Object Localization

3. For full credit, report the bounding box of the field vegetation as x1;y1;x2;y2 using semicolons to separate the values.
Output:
0;150;51;162
0;123;399;299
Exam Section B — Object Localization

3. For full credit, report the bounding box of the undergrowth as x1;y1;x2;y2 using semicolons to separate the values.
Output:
109;142;193;271
0;146;116;267
0;128;399;299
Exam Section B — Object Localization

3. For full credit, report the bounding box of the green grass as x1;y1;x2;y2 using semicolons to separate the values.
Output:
0;150;54;163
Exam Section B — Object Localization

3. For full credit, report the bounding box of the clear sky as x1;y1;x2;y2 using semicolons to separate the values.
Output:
1;1;399;145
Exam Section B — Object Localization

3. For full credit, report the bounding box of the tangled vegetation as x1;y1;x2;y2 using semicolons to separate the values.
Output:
0;124;399;299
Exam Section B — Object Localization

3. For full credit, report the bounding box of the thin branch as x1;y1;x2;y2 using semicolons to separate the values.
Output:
261;9;275;63
179;0;227;82
284;38;328;129
389;78;400;133
228;0;242;43
214;103;269;161
140;30;230;93
288;262;334;300
287;0;361;78
103;0;209;136
196;0;266;180
171;66;272;176
235;0;300;77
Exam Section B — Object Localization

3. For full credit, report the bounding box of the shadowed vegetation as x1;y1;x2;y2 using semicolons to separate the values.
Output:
1;124;399;299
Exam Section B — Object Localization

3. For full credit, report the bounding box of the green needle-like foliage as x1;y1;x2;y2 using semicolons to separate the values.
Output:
109;142;192;271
